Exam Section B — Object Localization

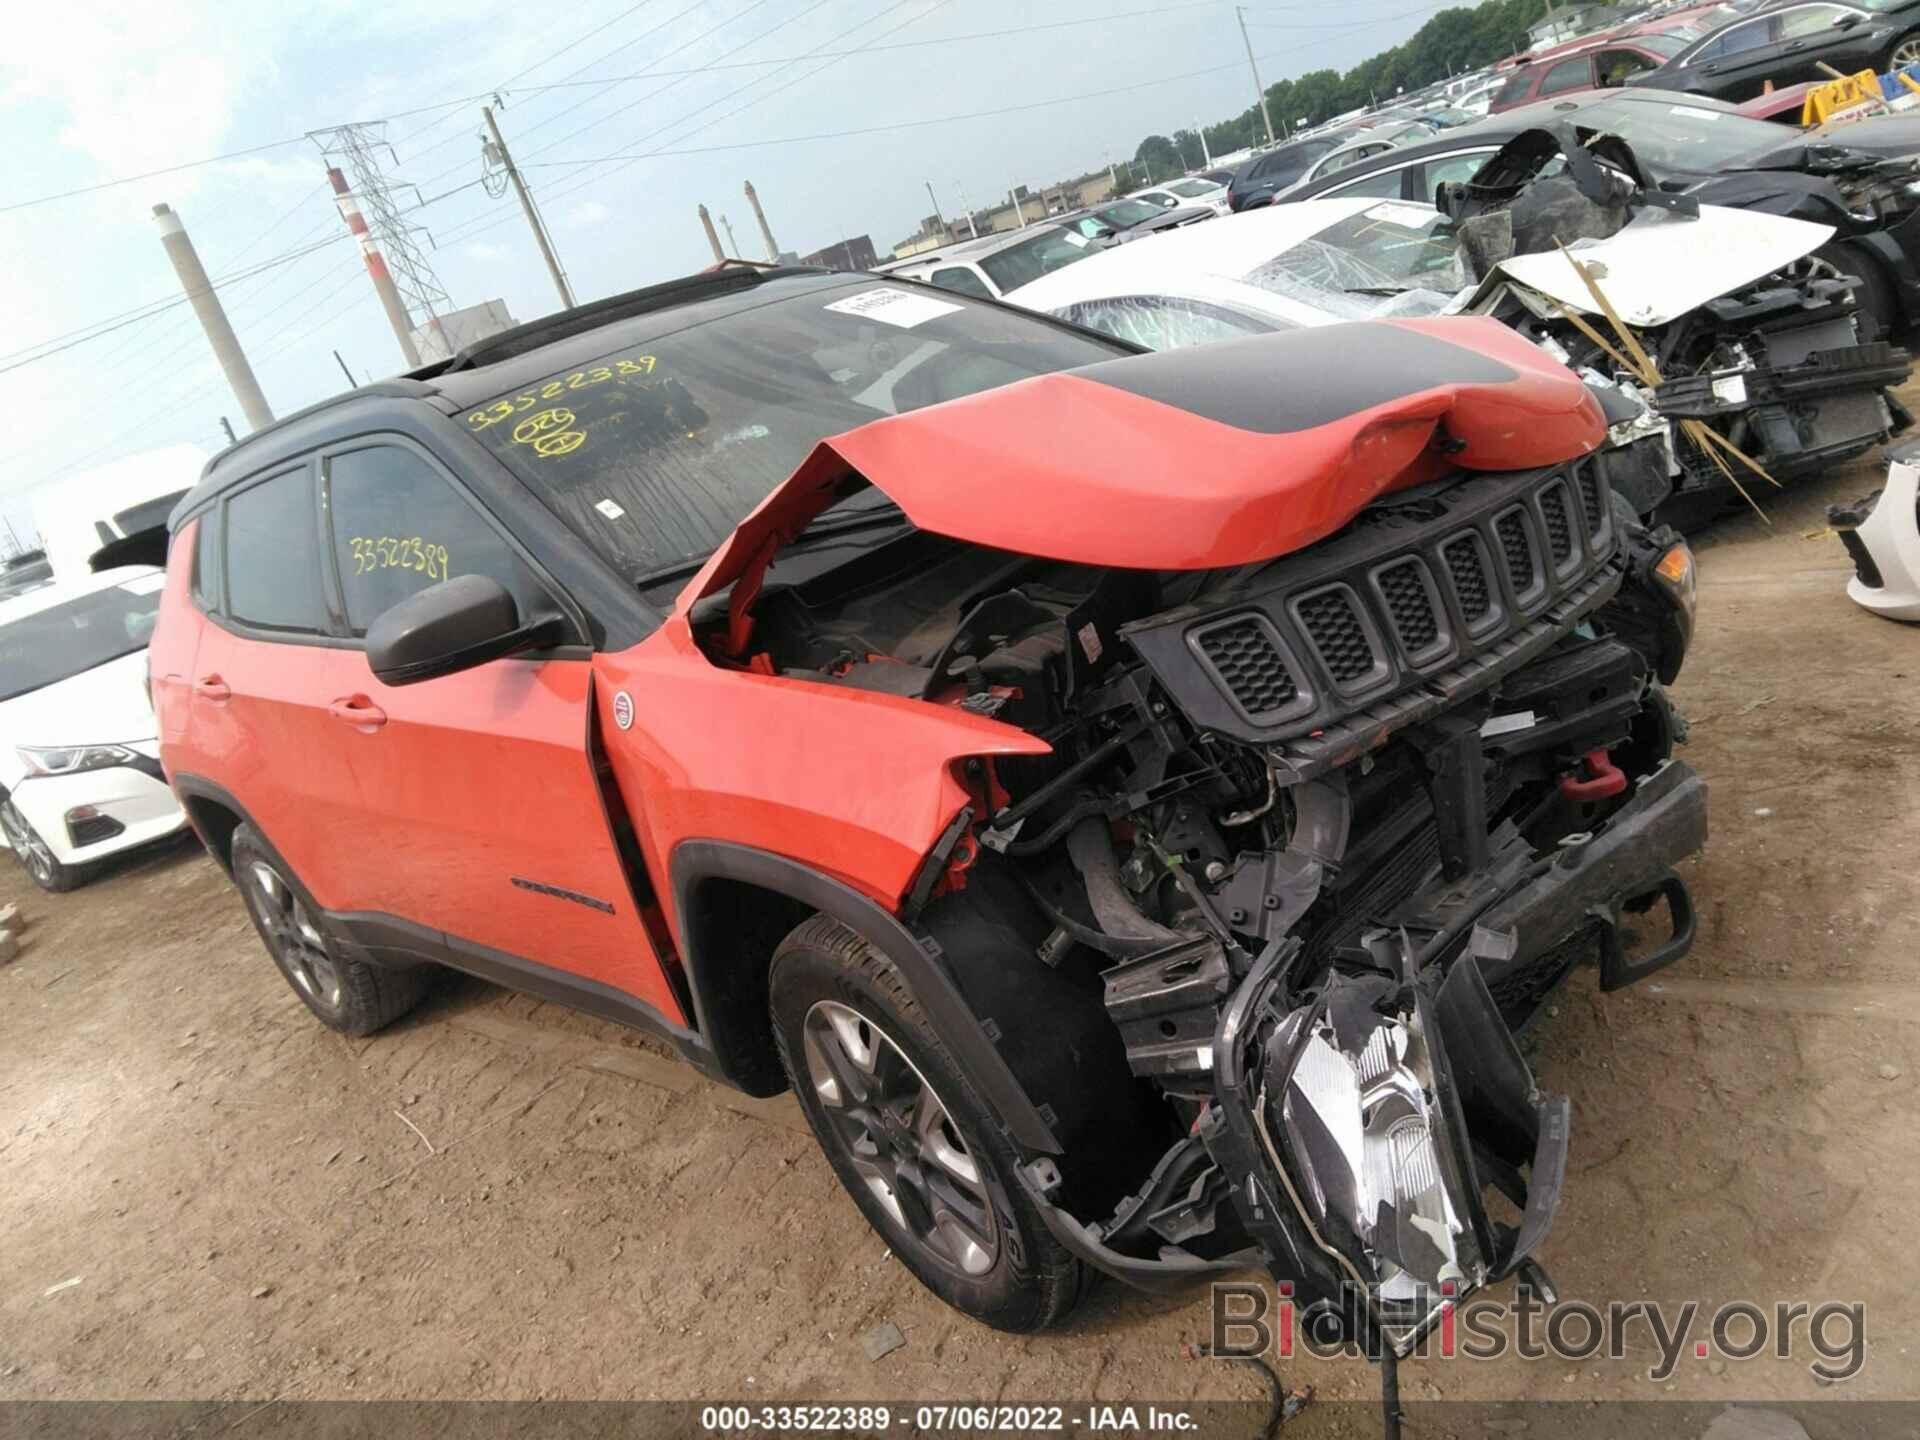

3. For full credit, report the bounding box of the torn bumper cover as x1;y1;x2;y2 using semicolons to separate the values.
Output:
1044;761;1706;1338
1830;438;1920;622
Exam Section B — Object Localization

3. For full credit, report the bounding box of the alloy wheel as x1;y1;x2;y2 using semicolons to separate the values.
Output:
245;860;343;1010
1;802;56;887
1895;37;1920;67
801;999;1000;1276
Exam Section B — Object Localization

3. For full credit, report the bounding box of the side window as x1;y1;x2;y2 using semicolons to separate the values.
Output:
1780;5;1846;37
1539;57;1594;96
1595;47;1659;84
1691;19;1770;61
225;467;327;634
928;266;995;299
1494;70;1534;107
325;444;547;636
1324;165;1409;200
190;509;223;614
1419;151;1497;203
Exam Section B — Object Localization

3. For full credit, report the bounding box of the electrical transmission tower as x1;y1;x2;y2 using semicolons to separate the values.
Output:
309;122;455;364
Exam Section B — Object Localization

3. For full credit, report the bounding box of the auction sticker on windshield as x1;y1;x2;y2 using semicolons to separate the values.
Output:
823;287;965;328
1366;201;1441;229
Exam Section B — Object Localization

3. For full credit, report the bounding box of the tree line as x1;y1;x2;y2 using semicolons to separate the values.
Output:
1134;0;1555;176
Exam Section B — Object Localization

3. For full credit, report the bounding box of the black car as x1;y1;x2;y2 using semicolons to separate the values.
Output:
1635;0;1916;101
1225;133;1349;210
1280;87;1920;335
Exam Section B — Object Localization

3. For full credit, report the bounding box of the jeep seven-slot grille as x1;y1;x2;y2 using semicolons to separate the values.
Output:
1443;536;1491;622
1541;486;1574;564
1137;463;1623;751
1377;560;1438;653
1297;590;1374;684
1196;618;1297;719
1496;510;1536;594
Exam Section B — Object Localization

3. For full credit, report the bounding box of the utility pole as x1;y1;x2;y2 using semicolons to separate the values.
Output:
743;181;779;262
924;180;948;238
1236;7;1277;147
219;416;238;445
333;350;358;388
719;214;739;255
697;205;725;263
1197;121;1213;169
326;166;421;368
1009;188;1027;228
151;203;273;432
955;181;979;239
482;106;575;310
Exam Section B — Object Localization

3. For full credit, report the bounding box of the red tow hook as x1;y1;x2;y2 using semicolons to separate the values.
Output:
1559;747;1627;802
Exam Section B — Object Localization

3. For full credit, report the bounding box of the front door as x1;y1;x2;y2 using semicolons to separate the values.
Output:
315;438;681;1020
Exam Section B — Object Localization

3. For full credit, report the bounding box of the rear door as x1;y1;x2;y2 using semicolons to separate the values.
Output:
1682;13;1788;94
313;436;680;1016
189;461;371;907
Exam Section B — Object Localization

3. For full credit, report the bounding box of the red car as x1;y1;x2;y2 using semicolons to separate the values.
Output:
148;269;1706;1348
1489;32;1697;110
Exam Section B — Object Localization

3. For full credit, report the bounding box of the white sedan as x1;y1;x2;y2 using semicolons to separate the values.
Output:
1127;177;1231;217
1003;198;1462;348
0;567;188;890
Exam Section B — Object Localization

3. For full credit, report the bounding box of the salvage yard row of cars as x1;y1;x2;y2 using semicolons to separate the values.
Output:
5;29;1920;1432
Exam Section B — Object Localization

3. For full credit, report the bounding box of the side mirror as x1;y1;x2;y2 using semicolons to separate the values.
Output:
366;573;561;686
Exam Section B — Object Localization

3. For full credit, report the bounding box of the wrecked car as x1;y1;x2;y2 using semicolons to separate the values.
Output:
1015;143;1912;529
148;270;1707;1366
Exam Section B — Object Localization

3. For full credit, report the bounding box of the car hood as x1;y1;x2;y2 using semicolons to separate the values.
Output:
1466;200;1834;326
680;316;1604;607
0;647;155;750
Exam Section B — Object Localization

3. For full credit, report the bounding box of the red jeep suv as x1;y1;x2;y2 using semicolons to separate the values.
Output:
150;268;1706;1348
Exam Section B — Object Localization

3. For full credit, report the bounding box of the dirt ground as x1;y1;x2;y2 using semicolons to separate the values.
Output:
3;404;1919;1436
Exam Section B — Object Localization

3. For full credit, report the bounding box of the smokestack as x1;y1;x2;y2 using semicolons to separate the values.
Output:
744;181;778;263
328;166;422;368
697;204;724;264
152;203;274;432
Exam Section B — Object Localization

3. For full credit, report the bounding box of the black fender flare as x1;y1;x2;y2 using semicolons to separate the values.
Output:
669;839;1062;1155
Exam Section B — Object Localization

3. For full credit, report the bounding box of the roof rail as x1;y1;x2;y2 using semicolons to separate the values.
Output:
431;264;829;377
210;379;443;466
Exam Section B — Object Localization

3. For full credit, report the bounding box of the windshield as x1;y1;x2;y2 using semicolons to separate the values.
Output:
463;281;1119;583
979;228;1099;291
1167;178;1218;197
1637;32;1692;55
1243;202;1469;297
1091;199;1168;228
0;580;161;702
1570;95;1787;169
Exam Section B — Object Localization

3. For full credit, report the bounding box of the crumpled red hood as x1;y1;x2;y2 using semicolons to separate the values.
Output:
680;316;1605;609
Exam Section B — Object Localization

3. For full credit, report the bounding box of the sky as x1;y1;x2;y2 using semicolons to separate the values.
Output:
0;0;1449;541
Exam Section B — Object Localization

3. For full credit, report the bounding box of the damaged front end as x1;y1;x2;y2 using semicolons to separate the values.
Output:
681;318;1710;1366
1443;124;1913;529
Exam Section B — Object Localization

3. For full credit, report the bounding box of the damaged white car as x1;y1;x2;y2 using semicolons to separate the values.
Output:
1009;142;1913;530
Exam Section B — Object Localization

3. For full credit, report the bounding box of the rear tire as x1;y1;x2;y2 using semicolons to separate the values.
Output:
768;914;1087;1333
230;822;429;1035
0;799;85;892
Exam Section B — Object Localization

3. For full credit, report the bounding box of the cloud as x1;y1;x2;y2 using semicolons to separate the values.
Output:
562;200;612;230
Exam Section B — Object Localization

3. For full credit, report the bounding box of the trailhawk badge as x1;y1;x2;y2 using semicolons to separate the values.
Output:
612;691;635;730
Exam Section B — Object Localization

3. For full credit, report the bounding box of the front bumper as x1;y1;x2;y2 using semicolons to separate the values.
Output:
1831;442;1920;622
5;748;188;865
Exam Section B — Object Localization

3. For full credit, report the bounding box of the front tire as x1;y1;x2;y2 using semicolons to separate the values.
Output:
230;823;429;1035
768;914;1086;1332
1;799;85;892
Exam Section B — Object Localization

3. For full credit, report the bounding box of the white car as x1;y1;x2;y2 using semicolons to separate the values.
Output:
1004;198;1460;347
1275;120;1443;201
875;223;1099;299
1127;177;1232;217
0;567;188;890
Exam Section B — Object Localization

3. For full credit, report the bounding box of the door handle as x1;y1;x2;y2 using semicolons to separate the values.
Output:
327;695;388;730
194;675;231;702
